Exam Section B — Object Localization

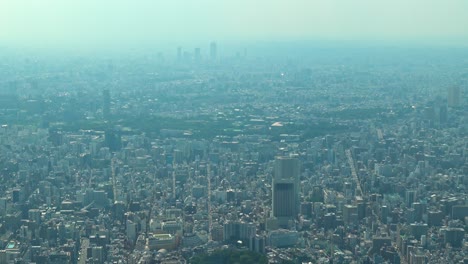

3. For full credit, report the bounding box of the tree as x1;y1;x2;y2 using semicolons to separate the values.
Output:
190;249;268;264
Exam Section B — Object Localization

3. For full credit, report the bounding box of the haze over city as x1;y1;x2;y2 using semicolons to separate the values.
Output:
0;1;467;264
1;0;468;52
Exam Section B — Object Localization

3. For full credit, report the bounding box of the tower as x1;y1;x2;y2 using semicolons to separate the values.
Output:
105;129;122;152
103;89;110;119
405;190;416;208
177;46;182;61
447;86;461;107
194;48;201;62
210;42;217;60
272;156;300;228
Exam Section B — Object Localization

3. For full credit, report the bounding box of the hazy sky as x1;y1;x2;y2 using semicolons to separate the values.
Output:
1;0;468;50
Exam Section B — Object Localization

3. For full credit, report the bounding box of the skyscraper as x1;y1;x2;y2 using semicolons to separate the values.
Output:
177;46;182;61
272;156;300;228
210;42;217;60
103;89;110;119
447;86;461;107
405;190;416;208
105;129;122;152
194;48;201;62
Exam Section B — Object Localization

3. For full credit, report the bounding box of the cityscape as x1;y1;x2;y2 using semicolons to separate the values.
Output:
0;42;466;263
1;1;468;263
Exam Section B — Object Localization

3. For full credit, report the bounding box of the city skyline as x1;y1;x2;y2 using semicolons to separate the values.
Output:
0;1;467;263
1;0;468;51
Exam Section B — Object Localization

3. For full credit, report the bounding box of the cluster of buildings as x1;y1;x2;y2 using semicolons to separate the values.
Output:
0;46;467;263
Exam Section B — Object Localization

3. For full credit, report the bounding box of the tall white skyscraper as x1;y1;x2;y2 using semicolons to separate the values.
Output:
272;156;300;228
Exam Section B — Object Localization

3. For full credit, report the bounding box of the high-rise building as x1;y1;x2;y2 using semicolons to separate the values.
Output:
103;89;110;119
223;221;256;245
447;86;461;107
443;227;465;248
105;129;122;152
405;190;416;208
0;197;7;216
272;156;300;228
210;42;217;60
177;46;182;61
194;48;201;62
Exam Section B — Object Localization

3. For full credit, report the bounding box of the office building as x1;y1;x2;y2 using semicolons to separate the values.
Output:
443;227;465;248
268;230;299;248
405;190;416;208
177;46;182;61
210;42;217;60
223;221;256;245
194;48;201;62
147;234;177;250
103;89;110;119
447;86;461;107
272;156;300;228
